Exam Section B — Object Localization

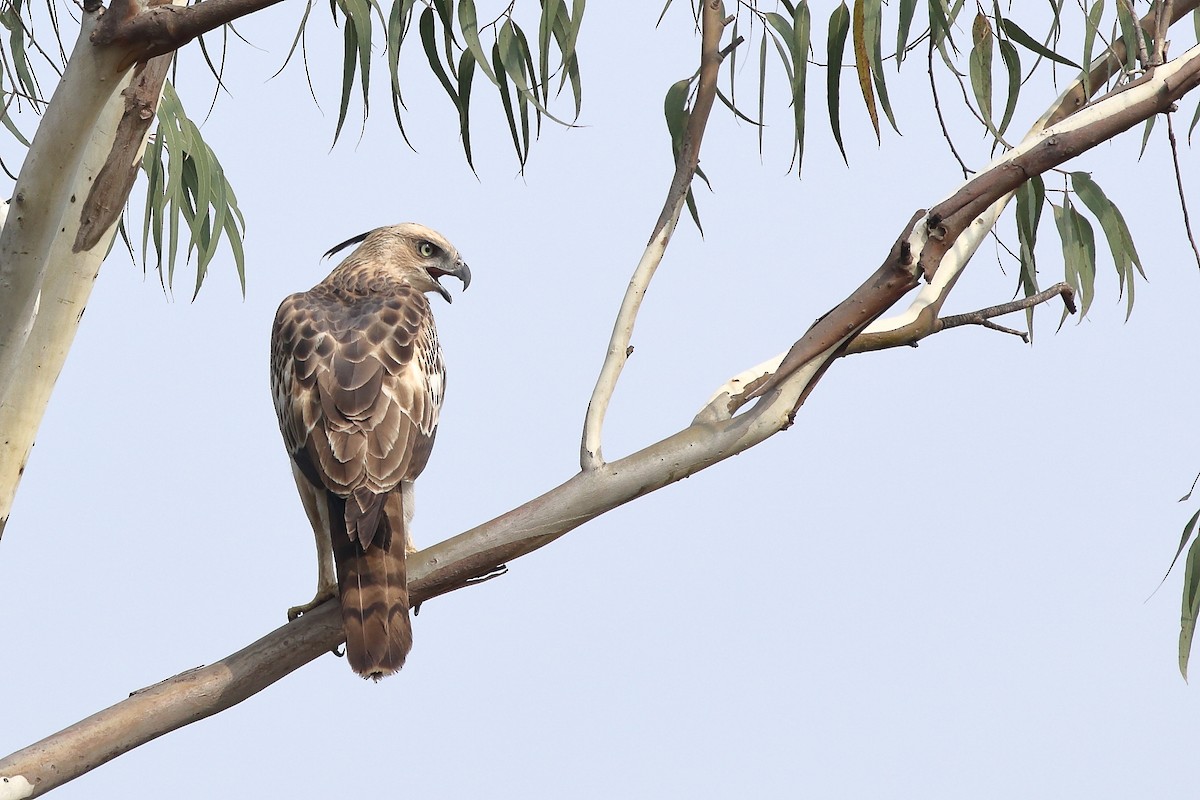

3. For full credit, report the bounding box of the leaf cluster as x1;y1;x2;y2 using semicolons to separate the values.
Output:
286;0;585;171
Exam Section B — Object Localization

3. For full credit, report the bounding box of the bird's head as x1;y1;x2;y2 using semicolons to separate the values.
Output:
325;222;472;303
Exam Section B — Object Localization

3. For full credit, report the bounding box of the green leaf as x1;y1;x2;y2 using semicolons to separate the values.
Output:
895;0;917;69
538;0;561;100
664;78;690;156
1000;18;1080;69
1117;0;1140;72
1015;176;1044;337
663;77;703;233
386;0;418;147
1167;507;1200;592
757;30;767;156
1139;114;1155;159
1081;0;1103;97
492;42;523;165
969;12;995;137
549;1;583;119
928;0;956;53
1180;514;1200;680
996;38;1020;138
420;6;461;115
791;2;811;175
140;82;246;297
1070;172;1145;319
851;0;879;143
863;0;897;133
1053;199;1096;320
457;0;499;86
457;47;477;171
496;19;571;127
826;2;850;164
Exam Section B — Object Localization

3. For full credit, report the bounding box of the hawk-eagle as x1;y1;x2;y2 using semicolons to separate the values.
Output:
270;223;470;679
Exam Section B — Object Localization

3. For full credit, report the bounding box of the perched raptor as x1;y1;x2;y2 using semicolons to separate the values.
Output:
270;223;470;679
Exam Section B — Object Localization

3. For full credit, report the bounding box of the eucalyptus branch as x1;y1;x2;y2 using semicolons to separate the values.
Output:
936;283;1078;343
91;0;287;69
694;2;1200;423
1152;0;1175;67
579;0;727;471
0;312;835;798
698;40;1200;423
0;9;131;412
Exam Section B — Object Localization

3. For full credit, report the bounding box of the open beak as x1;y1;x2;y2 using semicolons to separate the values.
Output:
431;258;471;303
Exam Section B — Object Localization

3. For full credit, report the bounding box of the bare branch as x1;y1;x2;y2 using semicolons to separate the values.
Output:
580;0;727;470
92;0;287;69
1165;112;1200;269
937;283;1078;342
700;38;1200;422
0;334;831;797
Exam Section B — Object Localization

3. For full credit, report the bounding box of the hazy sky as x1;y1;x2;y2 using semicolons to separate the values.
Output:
3;4;1200;798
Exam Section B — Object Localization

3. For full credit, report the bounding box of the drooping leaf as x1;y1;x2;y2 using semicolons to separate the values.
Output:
458;0;499;86
996;37;1021;139
1139;114;1156;159
895;0;918;69
141;82;246;297
852;0;879;143
420;6;461;115
1071;172;1145;319
386;0;418;146
1053;199;1096;320
1081;0;1103;97
1116;0;1140;72
1015;176;1044;337
457;47;477;171
1000;18;1080;69
863;0;897;133
791;1;811;174
826;2;850;164
1180;515;1200;679
492;42;523;166
969;11;995;137
663;77;703;233
757;30;767;155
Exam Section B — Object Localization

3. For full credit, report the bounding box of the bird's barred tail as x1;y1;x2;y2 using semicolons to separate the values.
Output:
329;491;413;680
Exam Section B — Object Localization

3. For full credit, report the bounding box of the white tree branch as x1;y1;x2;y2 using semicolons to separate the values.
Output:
580;0;727;470
0;9;131;408
699;7;1200;418
0;16;177;538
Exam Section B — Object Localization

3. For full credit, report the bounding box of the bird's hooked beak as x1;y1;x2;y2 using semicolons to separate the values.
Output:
430;257;471;303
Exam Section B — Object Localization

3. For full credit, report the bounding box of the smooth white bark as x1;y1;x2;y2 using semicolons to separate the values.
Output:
702;42;1200;412
0;10;130;404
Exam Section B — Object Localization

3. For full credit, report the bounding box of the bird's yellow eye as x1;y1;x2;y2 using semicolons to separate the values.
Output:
418;241;435;258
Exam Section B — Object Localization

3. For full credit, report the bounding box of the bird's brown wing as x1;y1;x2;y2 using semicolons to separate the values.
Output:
271;285;443;678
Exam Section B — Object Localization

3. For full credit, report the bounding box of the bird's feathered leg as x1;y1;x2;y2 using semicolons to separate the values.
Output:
287;461;338;621
401;479;417;554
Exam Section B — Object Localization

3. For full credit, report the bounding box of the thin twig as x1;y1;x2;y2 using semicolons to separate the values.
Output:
937;282;1078;342
928;37;970;178
1165;111;1200;269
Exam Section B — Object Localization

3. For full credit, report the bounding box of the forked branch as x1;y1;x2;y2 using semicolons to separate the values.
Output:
579;0;728;470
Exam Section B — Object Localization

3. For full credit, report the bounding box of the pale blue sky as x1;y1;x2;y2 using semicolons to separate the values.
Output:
2;4;1199;798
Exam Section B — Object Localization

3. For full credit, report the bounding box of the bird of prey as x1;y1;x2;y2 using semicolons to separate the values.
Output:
270;223;470;679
